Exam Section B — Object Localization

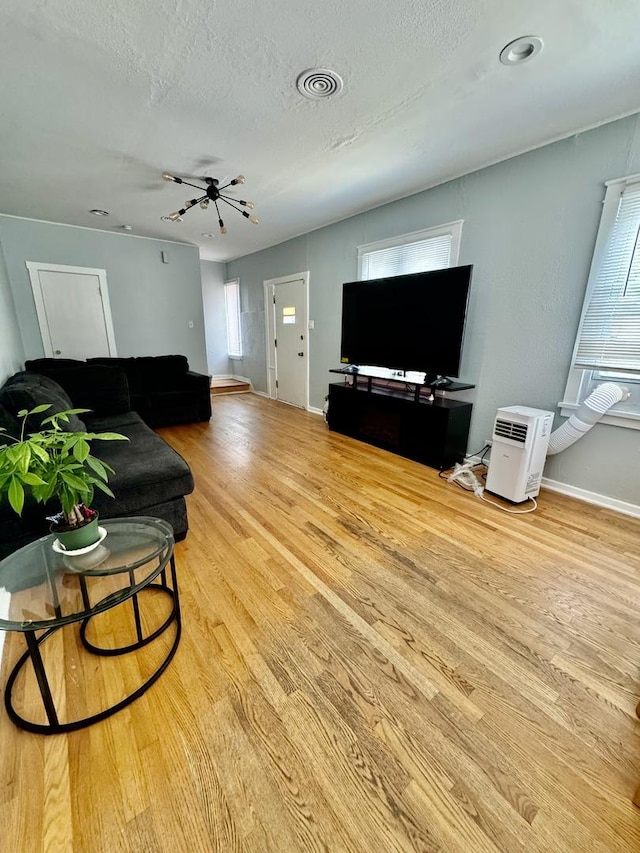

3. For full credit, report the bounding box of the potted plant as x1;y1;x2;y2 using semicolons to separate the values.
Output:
0;404;128;551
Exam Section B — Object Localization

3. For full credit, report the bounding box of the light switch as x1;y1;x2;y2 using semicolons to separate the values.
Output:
161;251;169;264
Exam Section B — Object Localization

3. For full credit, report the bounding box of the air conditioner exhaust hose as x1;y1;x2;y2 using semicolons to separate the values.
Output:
547;382;629;455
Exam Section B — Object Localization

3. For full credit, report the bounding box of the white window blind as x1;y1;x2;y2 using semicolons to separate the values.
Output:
361;234;452;280
224;279;242;358
358;222;462;281
573;181;640;372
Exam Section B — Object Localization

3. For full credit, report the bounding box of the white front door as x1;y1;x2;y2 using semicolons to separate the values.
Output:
273;277;307;408
26;263;117;359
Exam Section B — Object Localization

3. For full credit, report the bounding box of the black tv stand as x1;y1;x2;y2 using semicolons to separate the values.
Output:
327;368;474;469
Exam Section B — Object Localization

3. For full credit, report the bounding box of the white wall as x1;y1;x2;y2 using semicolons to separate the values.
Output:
0;217;208;374
201;260;228;377
227;113;640;506
0;240;24;384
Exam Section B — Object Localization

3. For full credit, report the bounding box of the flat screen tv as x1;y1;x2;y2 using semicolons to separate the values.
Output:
340;264;472;380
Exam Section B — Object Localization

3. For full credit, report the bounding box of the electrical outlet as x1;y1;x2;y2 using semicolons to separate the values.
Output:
485;438;493;447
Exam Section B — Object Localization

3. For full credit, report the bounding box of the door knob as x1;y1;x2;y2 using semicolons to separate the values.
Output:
298;351;304;357
55;349;61;355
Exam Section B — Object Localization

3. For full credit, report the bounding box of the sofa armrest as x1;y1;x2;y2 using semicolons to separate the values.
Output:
183;370;211;391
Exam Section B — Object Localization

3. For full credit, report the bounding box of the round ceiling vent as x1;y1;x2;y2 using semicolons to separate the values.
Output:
296;68;343;100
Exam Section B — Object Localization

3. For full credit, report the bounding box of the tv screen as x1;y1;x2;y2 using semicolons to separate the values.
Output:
340;265;472;378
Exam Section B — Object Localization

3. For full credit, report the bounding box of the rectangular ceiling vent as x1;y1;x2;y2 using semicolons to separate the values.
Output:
494;418;528;443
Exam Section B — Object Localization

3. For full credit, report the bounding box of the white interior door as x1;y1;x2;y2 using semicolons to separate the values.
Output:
273;277;307;408
27;263;117;359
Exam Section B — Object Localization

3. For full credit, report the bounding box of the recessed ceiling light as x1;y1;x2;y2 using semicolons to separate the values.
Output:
89;209;109;216
120;224;133;231
200;233;215;238
296;68;343;100
499;35;543;66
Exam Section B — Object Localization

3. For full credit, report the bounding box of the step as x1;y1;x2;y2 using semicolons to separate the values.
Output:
210;379;251;395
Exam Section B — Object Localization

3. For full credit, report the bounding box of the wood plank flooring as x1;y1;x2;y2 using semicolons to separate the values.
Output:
2;392;640;852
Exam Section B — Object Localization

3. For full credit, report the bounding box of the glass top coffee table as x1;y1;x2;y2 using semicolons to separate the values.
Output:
0;517;181;734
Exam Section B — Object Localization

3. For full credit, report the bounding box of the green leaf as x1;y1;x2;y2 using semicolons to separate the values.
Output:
8;476;25;515
17;444;31;473
28;404;53;415
41;407;91;426
60;471;90;491
6;445;22;465
92;432;129;441
73;439;90;462
21;472;47;486
30;444;49;463
85;455;108;481
91;479;115;498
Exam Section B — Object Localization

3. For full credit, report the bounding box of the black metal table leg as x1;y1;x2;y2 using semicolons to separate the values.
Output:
5;562;181;734
5;628;61;732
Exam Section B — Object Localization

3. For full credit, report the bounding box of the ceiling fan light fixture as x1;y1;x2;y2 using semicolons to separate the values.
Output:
499;36;544;66
89;209;109;216
160;171;257;234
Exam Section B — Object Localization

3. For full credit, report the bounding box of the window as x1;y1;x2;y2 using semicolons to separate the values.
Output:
282;306;296;324
224;279;242;358
358;221;463;281
561;174;640;428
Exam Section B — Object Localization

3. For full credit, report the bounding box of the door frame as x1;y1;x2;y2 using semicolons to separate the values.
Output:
263;271;310;409
26;262;118;358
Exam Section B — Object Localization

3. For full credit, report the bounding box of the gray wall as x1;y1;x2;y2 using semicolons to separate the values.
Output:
227;113;640;505
201;259;228;377
0;217;208;374
0;240;24;384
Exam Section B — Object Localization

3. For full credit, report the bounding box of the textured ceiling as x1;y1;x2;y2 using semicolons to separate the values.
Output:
1;0;639;262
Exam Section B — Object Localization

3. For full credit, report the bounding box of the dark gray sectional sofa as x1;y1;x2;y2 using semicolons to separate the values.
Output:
0;366;195;559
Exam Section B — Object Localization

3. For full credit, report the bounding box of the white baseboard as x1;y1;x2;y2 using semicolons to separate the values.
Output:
464;455;639;518
541;477;640;518
307;405;324;416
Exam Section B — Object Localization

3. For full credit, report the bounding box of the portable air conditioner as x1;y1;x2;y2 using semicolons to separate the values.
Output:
485;406;554;503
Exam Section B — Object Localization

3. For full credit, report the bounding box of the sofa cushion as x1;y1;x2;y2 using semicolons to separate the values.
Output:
89;413;194;514
25;358;86;372
136;355;189;390
0;373;86;431
87;356;141;391
28;364;131;416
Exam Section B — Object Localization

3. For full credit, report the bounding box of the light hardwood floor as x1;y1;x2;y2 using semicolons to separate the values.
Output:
2;393;640;852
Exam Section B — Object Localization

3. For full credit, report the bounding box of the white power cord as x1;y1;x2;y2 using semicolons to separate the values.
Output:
480;494;537;514
447;461;538;514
